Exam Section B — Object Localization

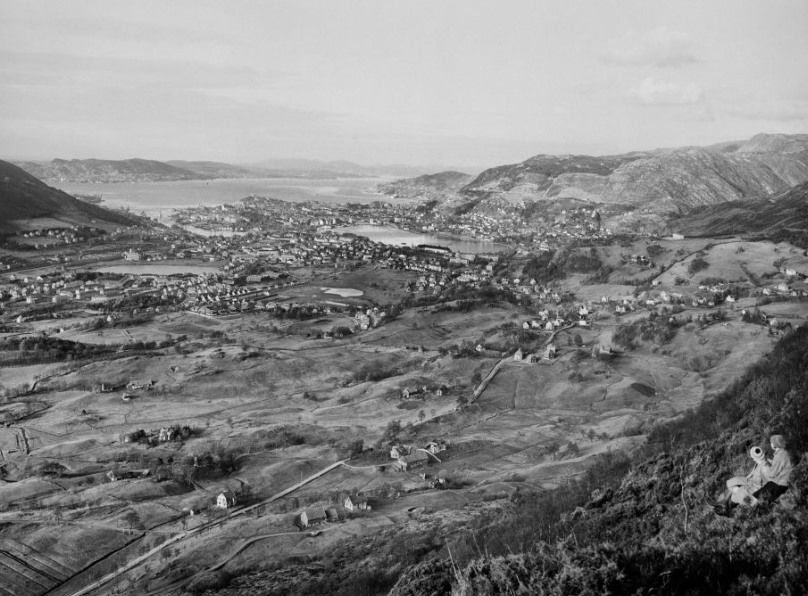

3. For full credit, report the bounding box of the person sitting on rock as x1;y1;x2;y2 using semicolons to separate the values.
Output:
716;446;767;513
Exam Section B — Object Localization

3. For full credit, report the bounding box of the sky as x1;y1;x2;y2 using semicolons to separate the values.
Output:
2;0;808;168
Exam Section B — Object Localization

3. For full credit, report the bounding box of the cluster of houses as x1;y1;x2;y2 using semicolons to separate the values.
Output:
621;253;654;267
293;495;372;529
1;272;125;308
354;307;386;330
399;384;448;400
15;227;88;248
209;485;374;532
388;440;447;472
411;202;606;247
512;344;558;363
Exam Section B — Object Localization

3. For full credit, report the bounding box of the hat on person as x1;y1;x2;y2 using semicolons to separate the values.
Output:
770;434;786;449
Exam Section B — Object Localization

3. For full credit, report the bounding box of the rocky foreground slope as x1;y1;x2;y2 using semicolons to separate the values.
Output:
460;133;808;214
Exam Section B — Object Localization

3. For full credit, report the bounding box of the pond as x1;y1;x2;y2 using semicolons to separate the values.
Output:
336;224;506;254
322;287;364;297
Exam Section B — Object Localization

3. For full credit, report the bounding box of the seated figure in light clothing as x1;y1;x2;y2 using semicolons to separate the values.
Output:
716;435;793;515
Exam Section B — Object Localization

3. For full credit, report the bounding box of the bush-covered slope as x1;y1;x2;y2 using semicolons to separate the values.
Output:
391;326;808;595
674;181;808;245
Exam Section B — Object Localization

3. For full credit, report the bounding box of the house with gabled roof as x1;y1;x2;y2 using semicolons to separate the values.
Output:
295;506;327;529
393;449;431;472
216;490;237;509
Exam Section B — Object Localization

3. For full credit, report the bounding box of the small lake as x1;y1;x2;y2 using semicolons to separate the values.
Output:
322;287;364;297
335;224;506;254
94;264;221;276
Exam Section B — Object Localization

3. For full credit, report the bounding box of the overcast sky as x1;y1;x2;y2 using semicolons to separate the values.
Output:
2;0;807;167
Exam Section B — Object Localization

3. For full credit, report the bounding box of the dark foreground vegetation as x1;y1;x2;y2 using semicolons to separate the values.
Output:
389;326;808;595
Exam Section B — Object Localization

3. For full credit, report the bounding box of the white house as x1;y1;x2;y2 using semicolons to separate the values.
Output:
216;490;237;509
344;496;371;512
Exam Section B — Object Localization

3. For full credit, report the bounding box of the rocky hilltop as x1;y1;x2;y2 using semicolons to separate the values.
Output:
0;160;138;231
16;158;208;184
378;170;473;198
460;133;808;214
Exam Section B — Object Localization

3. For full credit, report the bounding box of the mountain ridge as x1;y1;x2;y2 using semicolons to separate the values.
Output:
16;157;207;184
459;133;808;214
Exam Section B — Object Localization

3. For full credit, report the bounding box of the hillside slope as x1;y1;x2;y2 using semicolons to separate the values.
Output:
378;171;474;198
460;133;808;214
674;181;808;243
0;160;138;231
391;326;808;595
15;158;207;183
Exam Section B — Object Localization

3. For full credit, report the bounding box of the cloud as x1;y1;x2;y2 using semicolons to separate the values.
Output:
629;77;704;105
605;28;698;68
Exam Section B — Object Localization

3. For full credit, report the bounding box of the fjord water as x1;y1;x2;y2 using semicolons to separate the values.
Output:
54;176;395;218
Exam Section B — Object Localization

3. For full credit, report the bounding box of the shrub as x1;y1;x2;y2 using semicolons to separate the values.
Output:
352;362;400;383
646;244;664;258
688;256;709;275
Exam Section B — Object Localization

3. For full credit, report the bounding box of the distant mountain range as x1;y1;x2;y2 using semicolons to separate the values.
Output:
12;157;445;184
247;158;434;178
0;160;139;232
458;133;808;214
169;160;371;180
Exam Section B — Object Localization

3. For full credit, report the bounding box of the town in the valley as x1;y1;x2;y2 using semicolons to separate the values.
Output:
1;183;807;595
